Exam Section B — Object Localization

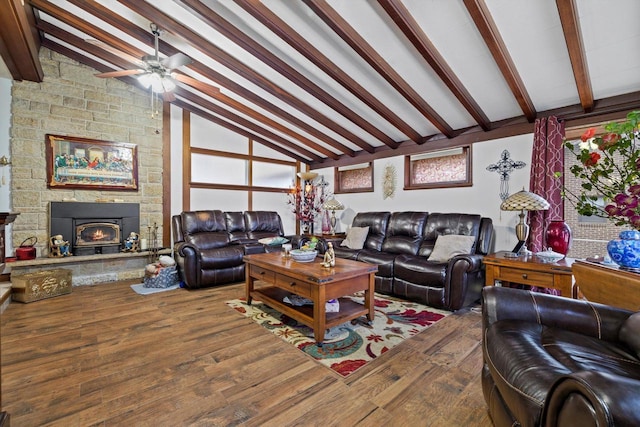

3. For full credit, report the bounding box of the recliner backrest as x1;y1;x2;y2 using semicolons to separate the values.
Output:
351;212;391;251
381;211;428;255
244;211;284;240
180;210;230;250
418;213;481;258
224;211;249;242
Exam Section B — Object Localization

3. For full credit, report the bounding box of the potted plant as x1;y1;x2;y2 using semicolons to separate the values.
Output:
560;110;640;269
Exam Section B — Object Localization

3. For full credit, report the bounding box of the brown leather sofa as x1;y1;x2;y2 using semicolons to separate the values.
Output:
172;210;294;289
482;286;640;427
331;211;493;311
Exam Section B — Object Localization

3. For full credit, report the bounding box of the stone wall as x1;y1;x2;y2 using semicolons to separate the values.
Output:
9;48;164;256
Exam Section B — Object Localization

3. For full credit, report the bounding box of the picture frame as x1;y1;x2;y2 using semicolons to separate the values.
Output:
45;134;138;191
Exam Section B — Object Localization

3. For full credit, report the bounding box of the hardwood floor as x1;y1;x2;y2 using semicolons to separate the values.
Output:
1;280;492;426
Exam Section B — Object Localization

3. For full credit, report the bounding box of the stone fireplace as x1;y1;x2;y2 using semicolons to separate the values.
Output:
49;202;139;256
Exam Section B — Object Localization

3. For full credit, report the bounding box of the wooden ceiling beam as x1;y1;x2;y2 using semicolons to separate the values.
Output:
176;0;399;150
0;0;43;81
303;0;454;140
174;88;322;162
377;0;491;132
556;0;594;113
116;0;376;154
463;0;537;122
66;0;355;158
233;0;423;144
38;30;317;163
31;1;344;160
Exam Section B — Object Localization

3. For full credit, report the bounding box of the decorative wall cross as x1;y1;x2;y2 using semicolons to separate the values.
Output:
486;150;526;201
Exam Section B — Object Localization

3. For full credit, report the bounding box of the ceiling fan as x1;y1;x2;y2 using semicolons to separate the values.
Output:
94;23;206;102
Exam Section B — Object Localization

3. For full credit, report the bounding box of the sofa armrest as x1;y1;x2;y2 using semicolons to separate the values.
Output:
543;371;640;426
482;287;633;341
444;254;485;310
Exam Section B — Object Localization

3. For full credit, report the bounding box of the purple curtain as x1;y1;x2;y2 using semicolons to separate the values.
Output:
528;116;565;252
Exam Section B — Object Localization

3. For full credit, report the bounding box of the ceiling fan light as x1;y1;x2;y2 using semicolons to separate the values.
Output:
137;73;153;89
161;77;176;92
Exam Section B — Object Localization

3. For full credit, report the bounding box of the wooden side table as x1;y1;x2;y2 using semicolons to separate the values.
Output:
483;251;575;297
572;260;640;311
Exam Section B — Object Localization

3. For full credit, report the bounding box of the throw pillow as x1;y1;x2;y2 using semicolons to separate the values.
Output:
341;226;370;250
427;234;476;262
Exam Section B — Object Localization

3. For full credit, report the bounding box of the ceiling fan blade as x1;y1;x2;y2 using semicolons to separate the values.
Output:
162;53;192;70
172;73;220;95
95;69;145;78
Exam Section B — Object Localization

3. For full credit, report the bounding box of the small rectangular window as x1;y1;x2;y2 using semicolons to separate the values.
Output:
334;162;374;193
404;146;472;190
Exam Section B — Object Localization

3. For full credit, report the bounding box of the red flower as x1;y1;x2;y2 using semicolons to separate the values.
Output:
583;152;600;166
581;128;596;142
598;132;619;149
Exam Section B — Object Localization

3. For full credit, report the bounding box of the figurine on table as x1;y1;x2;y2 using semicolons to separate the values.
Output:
322;242;335;268
49;234;71;257
122;232;139;252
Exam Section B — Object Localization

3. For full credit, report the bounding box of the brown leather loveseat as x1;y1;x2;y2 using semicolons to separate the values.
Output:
172;210;292;289
482;286;640;427
331;211;493;311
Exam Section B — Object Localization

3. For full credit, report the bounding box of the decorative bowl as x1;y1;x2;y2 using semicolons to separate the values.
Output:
535;250;565;263
290;249;318;262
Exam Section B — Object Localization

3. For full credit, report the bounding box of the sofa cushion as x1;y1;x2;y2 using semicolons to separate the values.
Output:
351;212;391;251
341;226;369;249
393;254;447;288
427;234;476;262
356;249;396;277
380;211;427;255
199;246;245;269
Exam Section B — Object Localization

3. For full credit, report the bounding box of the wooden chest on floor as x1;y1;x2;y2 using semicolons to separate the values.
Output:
12;268;72;303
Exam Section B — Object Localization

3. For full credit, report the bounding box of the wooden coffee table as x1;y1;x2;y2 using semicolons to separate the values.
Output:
244;252;378;345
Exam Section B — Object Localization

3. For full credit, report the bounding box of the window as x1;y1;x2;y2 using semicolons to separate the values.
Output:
334;162;373;193
404;146;472;190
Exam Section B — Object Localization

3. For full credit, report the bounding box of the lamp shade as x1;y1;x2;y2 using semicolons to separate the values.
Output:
500;190;550;212
297;172;318;181
322;198;344;211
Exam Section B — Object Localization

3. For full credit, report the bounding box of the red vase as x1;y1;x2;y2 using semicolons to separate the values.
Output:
545;220;572;255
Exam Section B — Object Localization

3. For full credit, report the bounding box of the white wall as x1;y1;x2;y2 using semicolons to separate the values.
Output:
168;106;534;251
0;78;13;256
313;134;534;252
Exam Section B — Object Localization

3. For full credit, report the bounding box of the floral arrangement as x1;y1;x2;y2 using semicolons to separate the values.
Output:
286;177;330;229
560;110;640;229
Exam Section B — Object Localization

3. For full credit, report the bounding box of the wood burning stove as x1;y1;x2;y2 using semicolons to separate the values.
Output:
49;202;139;256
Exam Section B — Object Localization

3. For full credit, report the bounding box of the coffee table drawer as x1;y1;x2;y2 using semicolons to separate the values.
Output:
276;273;311;298
250;265;275;284
501;267;554;287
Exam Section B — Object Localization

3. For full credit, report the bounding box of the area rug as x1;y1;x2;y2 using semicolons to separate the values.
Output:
226;293;450;377
130;283;181;295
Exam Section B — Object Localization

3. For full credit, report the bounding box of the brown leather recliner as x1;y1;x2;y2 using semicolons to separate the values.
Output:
482;286;640;427
172;210;289;289
331;211;493;311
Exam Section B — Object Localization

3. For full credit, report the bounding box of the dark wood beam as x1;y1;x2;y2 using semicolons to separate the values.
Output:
463;0;537;122
39;35;315;164
311;92;640;169
174;87;322;162
233;0;423;144
66;0;355;158
556;0;594;112
31;2;343;161
173;100;312;164
176;0;399;149
377;0;491;132
303;0;455;139
116;0;377;154
0;0;43;81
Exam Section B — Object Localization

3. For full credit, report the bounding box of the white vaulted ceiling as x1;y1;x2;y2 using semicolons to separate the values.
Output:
2;0;640;167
